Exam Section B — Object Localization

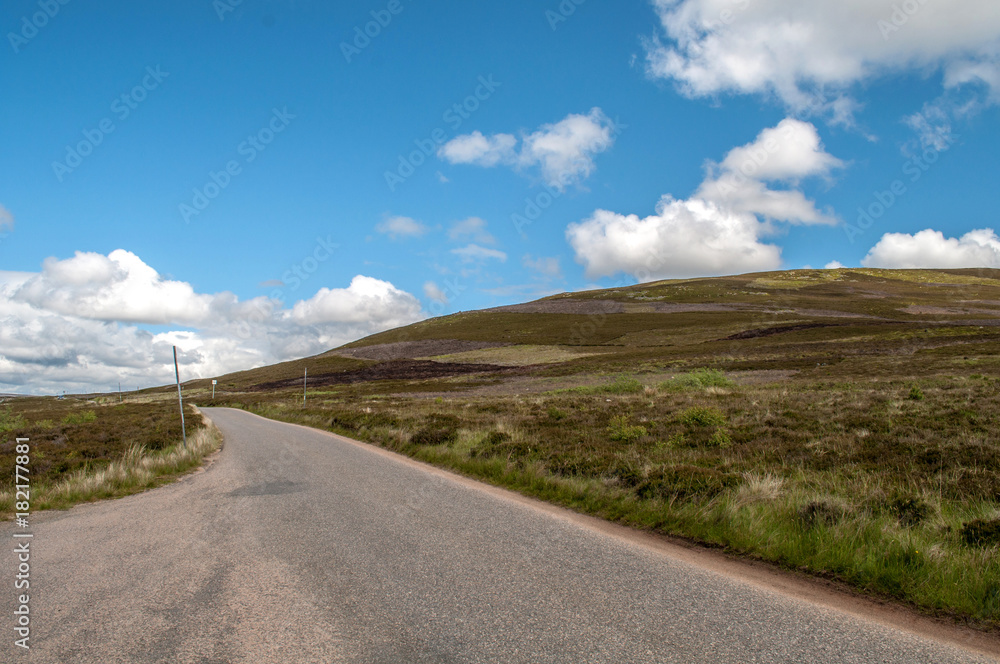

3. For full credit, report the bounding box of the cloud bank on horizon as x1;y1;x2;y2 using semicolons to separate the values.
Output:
0;250;423;394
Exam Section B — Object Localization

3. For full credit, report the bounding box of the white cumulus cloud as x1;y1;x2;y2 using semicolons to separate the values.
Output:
862;228;1000;269
437;131;517;167
438;108;618;190
568;198;781;280
290;276;423;326
567;118;841;280
646;0;1000;118
13;249;215;325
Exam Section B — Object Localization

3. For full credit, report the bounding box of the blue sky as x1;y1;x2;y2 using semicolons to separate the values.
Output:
2;0;999;393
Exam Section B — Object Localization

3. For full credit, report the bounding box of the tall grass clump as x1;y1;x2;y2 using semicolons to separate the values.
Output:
561;374;644;395
0;408;27;433
660;368;734;392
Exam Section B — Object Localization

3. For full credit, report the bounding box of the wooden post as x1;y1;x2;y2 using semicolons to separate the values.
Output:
303;367;308;405
174;346;187;447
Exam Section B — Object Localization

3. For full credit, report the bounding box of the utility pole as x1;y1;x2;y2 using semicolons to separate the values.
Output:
118;381;122;403
303;367;308;405
173;346;187;448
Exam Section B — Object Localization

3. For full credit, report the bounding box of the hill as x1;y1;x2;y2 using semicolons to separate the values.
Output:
204;267;1000;394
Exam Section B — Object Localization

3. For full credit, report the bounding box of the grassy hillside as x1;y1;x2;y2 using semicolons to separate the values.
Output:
153;269;1000;626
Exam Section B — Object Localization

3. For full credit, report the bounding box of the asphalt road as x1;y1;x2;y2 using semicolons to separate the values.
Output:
3;407;998;663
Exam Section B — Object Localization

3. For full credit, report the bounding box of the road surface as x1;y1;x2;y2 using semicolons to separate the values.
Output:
3;407;997;663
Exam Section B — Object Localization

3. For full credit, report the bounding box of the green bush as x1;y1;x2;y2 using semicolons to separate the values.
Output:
471;430;531;460
679;406;726;428
546;407;567;421
61;410;97;425
604;375;644;394
908;386;925;401
660;369;734;392
708;428;732;448
0;408;27;433
607;415;647;442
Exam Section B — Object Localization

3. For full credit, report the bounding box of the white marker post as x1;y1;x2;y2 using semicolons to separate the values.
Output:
212;379;217;399
303;368;308;405
174;346;187;448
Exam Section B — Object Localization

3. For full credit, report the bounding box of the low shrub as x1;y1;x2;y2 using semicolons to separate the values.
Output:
660;369;735;392
62;410;97;425
635;464;735;501
607;415;647;442
0;409;27;433
961;519;1000;547
410;413;460;446
798;499;845;528
889;494;931;527
471;430;533;461
679;406;726;428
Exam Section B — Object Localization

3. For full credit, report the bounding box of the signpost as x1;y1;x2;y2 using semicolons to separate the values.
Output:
212;379;217;399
